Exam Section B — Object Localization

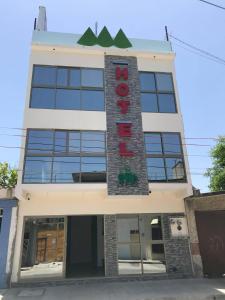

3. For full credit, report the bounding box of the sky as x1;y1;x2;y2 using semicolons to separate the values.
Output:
0;0;225;192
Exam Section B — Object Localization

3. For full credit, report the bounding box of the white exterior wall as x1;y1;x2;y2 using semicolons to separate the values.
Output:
12;42;192;283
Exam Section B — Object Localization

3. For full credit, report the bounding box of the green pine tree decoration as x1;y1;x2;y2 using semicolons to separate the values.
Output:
97;26;114;47
114;29;132;48
77;27;97;46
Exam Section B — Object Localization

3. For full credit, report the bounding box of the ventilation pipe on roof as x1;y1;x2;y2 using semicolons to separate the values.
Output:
34;6;47;31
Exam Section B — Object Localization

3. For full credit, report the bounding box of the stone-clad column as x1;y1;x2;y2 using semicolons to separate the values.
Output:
104;55;149;195
104;215;118;276
162;213;193;277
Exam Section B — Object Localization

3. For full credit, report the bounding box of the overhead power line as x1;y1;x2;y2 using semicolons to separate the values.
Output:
169;34;225;65
199;0;225;10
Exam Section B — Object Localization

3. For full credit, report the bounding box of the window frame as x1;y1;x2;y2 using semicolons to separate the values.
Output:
140;71;178;114
22;128;107;184
144;132;187;183
30;65;105;112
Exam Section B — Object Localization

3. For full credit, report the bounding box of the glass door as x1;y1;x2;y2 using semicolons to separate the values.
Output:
117;214;166;275
117;215;142;275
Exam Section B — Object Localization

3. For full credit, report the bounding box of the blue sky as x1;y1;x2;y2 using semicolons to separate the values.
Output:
0;0;225;192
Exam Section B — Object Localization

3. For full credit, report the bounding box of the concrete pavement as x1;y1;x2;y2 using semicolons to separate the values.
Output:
1;278;225;299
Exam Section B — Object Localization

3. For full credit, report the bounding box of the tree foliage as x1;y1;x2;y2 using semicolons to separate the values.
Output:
0;162;18;189
205;137;225;191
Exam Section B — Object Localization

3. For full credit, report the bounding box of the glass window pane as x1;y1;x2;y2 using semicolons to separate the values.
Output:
57;68;68;87
156;73;174;92
141;93;158;112
81;69;103;87
55;89;80;110
70;69;80;87
23;157;52;183
30;88;55;109
165;158;185;181
52;157;80;183
27;130;54;154
81;90;104;111
54;131;67;153
81;131;105;153
141;216;166;274
139;73;156;91
151;216;163;240
147;158;166;181
69;132;80;152
162;133;182;155
145;133;162;155
21;218;65;280
33;66;56;86
81;157;106;182
158;94;176;113
117;217;139;243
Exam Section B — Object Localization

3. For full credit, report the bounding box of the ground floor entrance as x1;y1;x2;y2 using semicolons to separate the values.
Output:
18;213;192;281
66;216;104;277
20;215;104;280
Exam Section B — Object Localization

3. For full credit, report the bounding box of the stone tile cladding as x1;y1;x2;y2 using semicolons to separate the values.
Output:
162;213;193;277
104;215;118;276
104;55;149;195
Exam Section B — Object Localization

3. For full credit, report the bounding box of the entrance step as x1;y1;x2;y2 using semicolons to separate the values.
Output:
11;273;192;288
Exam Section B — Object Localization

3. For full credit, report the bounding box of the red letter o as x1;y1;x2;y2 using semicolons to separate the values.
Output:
116;83;129;97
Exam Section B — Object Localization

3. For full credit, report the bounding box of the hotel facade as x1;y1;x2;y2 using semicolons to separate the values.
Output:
11;7;194;283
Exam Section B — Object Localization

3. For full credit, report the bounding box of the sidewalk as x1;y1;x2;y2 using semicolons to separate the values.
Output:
1;278;225;300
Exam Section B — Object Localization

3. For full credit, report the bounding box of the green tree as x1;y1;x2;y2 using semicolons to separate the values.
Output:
0;162;18;189
205;137;225;191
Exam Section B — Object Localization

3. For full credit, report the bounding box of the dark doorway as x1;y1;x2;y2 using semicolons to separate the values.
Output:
66;215;104;278
195;210;225;277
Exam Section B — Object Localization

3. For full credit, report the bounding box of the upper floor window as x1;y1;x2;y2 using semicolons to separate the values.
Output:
144;132;186;182
30;66;105;111
23;129;106;183
140;72;177;113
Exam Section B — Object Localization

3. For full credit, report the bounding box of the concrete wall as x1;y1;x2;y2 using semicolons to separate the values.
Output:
0;199;17;288
185;193;225;277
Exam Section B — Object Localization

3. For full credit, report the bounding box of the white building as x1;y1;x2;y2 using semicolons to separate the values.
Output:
11;6;193;284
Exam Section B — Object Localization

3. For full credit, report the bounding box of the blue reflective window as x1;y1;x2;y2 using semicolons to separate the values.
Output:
31;88;55;109
81;90;104;111
147;158;166;181
158;94;176;113
141;93;158;112
165;158;185;181
23;130;106;183
144;132;186;182
156;73;174;92
23;157;52;183
30;66;104;111
27;130;54;154
52;157;80;183
55;89;80;110
145;133;162;155
140;73;156;91
81;69;104;88
33;66;56;86
140;72;177;113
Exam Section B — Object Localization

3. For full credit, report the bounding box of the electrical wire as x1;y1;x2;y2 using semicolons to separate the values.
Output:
169;34;225;64
198;0;225;10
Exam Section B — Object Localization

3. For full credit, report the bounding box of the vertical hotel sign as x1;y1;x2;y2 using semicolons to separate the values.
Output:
105;55;149;195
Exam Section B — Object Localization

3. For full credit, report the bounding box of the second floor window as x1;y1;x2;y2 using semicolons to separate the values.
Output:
30;66;105;111
144;132;186;182
140;72;177;113
23;129;106;183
